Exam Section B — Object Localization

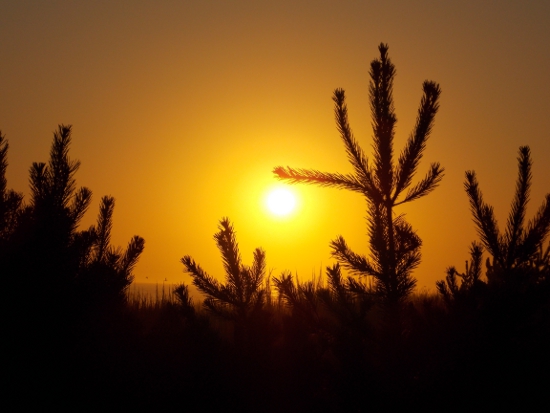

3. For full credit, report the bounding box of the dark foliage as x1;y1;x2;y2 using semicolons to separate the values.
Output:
2;125;145;312
2;125;145;409
433;146;550;412
3;47;549;411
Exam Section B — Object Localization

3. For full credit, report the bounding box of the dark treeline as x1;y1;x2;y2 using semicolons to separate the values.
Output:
2;45;549;411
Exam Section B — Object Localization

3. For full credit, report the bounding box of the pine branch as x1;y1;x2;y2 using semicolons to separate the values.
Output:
464;170;503;263
214;218;243;295
469;242;484;284
249;248;266;294
273;272;299;308
94;196;115;262
49;125;80;209
273;166;369;195
330;235;379;277
121;235;145;276
370;42;396;196
520;194;550;262
182;255;223;299
394;81;441;199
505;146;532;265
70;187;92;225
396;271;417;299
393;215;421;253
324;263;358;321
333;88;377;191
395;250;421;280
274;273;321;324
29;162;48;205
393;216;422;277
345;275;366;293
396;163;444;205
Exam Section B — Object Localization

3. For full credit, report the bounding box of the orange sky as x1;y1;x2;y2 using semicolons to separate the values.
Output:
1;1;549;291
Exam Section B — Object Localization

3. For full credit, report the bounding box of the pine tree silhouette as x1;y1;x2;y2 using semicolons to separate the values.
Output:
437;146;550;299
274;44;443;309
18;125;93;299
2;125;145;311
3;125;146;404
181;218;268;340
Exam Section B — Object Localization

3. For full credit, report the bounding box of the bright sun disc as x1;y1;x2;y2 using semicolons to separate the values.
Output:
266;188;296;216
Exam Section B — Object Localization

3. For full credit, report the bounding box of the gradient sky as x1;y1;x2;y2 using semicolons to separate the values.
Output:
1;1;549;291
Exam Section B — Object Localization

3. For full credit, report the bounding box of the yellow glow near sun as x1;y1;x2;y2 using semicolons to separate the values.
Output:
266;188;297;216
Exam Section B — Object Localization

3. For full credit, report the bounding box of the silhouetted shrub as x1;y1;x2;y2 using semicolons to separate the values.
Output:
181;217;274;347
438;146;550;303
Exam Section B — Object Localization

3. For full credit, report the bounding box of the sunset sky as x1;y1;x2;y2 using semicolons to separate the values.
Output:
1;1;548;291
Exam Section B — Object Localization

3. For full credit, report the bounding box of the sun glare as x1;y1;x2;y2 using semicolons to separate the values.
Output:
266;188;297;216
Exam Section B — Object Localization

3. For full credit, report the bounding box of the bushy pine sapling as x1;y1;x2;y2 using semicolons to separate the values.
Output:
181;218;268;341
461;147;548;289
3;125;145;312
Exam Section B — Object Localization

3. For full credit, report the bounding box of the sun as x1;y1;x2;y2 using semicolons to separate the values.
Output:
266;188;297;216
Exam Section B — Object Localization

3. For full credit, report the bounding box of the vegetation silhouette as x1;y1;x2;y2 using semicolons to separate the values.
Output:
2;126;146;408
1;125;145;313
180;217;273;347
274;43;443;314
437;146;550;301
3;45;549;411
432;146;550;409
273;264;373;347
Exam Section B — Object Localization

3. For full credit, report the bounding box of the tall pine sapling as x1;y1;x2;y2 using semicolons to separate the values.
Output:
274;44;443;309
